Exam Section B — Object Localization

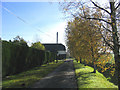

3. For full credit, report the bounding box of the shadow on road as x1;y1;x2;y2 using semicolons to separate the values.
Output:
30;59;77;88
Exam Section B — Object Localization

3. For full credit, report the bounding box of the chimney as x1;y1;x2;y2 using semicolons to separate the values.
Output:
56;32;58;44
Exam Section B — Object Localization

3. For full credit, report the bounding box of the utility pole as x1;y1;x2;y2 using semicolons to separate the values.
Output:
56;32;58;44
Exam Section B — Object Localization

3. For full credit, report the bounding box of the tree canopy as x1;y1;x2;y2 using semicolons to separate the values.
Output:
31;41;45;50
61;0;120;88
65;17;106;73
11;35;28;47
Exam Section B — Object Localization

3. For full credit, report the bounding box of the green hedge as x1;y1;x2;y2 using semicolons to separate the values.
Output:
2;41;56;77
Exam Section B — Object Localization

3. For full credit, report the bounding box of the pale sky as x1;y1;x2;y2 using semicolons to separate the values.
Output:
1;0;118;47
1;1;67;46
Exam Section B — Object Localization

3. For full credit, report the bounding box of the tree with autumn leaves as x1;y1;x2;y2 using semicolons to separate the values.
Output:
65;17;107;73
61;0;120;88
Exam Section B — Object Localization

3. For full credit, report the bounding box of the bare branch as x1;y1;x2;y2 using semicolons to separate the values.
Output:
90;0;111;15
116;12;120;17
102;35;114;50
115;2;120;10
98;25;114;50
102;25;112;33
99;30;114;50
83;17;112;25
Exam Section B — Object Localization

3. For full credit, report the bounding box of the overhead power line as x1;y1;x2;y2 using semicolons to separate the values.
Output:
2;5;27;24
1;4;55;39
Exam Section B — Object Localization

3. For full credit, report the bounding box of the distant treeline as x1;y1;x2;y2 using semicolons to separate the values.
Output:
2;40;56;77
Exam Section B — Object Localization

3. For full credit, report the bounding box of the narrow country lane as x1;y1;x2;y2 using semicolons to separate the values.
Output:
30;59;77;88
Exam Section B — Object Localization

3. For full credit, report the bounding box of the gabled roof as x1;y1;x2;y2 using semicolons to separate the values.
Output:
42;43;66;52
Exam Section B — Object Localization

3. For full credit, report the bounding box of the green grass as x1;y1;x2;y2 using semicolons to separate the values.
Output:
2;60;64;88
73;60;118;89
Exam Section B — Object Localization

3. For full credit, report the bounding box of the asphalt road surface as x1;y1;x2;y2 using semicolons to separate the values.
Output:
30;59;77;88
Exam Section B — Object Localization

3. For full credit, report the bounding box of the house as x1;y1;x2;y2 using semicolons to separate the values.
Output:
42;43;66;60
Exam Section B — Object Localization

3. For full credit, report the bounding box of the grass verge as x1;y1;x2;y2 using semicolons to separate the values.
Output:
73;60;118;89
2;60;64;88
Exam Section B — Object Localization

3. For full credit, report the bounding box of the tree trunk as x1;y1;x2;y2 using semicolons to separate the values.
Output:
110;1;120;89
80;58;82;63
90;46;96;73
93;62;96;73
118;55;120;89
114;54;120;88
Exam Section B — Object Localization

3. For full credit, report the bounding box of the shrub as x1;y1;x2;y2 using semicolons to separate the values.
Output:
2;41;56;77
31;42;45;50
